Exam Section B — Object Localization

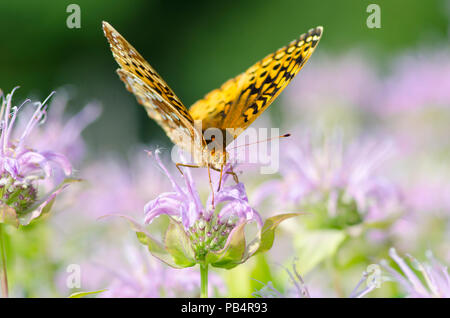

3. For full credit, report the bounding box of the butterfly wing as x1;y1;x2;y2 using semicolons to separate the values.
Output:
189;27;323;144
102;21;203;151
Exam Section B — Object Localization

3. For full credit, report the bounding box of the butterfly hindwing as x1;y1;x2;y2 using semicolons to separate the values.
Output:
189;27;323;143
102;21;201;150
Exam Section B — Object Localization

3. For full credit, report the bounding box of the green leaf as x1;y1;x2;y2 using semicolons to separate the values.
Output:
249;253;276;294
253;213;301;256
0;204;19;228
68;289;107;298
294;229;346;274
22;178;81;215
207;222;247;269
100;214;186;269
164;217;196;267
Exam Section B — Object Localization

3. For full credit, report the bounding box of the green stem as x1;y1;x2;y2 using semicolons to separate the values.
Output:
200;263;208;298
0;224;8;298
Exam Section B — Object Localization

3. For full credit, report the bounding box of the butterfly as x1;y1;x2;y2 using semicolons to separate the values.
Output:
102;21;322;197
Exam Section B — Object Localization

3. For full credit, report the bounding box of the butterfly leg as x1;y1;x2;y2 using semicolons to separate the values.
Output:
216;164;224;192
227;165;240;184
210;165;240;185
207;163;215;208
175;163;201;176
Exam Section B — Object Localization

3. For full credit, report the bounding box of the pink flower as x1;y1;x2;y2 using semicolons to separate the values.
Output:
381;248;450;298
0;88;73;226
377;50;450;115
253;261;377;298
55;244;226;297
144;150;263;230
284;52;379;117
126;150;293;270
98;245;225;297
254;130;402;226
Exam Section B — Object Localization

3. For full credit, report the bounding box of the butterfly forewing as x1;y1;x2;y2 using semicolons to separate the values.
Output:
103;22;323;167
102;21;203;152
189;27;323;144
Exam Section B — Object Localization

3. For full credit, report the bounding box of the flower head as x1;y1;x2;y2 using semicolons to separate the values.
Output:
381;248;450;298
0;88;74;227
144;150;262;260
119;150;298;270
256;130;402;228
144;150;262;230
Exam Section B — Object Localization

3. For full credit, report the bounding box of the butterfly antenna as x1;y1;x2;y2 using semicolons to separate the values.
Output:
228;133;291;150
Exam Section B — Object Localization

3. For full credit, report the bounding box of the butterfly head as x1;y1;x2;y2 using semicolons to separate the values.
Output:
201;131;230;169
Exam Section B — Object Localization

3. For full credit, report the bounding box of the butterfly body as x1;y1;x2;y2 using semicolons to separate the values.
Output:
102;21;322;181
188;140;228;171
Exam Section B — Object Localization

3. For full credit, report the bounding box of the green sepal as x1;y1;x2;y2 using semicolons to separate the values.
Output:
206;221;247;269
164;217;196;267
253;213;301;256
101;214;187;269
19;177;81;226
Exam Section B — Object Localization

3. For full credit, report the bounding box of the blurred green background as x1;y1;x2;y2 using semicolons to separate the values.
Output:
1;0;448;156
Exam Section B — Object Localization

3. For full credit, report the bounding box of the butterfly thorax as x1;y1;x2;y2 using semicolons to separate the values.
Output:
192;142;228;170
174;128;228;169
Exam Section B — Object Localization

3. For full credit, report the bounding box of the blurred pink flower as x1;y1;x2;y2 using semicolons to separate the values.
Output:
285;52;379;114
99;245;225;298
253;261;376;298
406;181;450;215
381;248;450;298
254;130;402;224
377;50;450;115
55;149;172;222
15;89;102;165
56;244;226;297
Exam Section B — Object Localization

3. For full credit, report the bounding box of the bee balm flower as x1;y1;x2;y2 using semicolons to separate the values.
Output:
255;130;402;229
0;88;74;227
118;150;299;271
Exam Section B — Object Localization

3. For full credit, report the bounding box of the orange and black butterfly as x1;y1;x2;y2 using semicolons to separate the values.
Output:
102;21;322;194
